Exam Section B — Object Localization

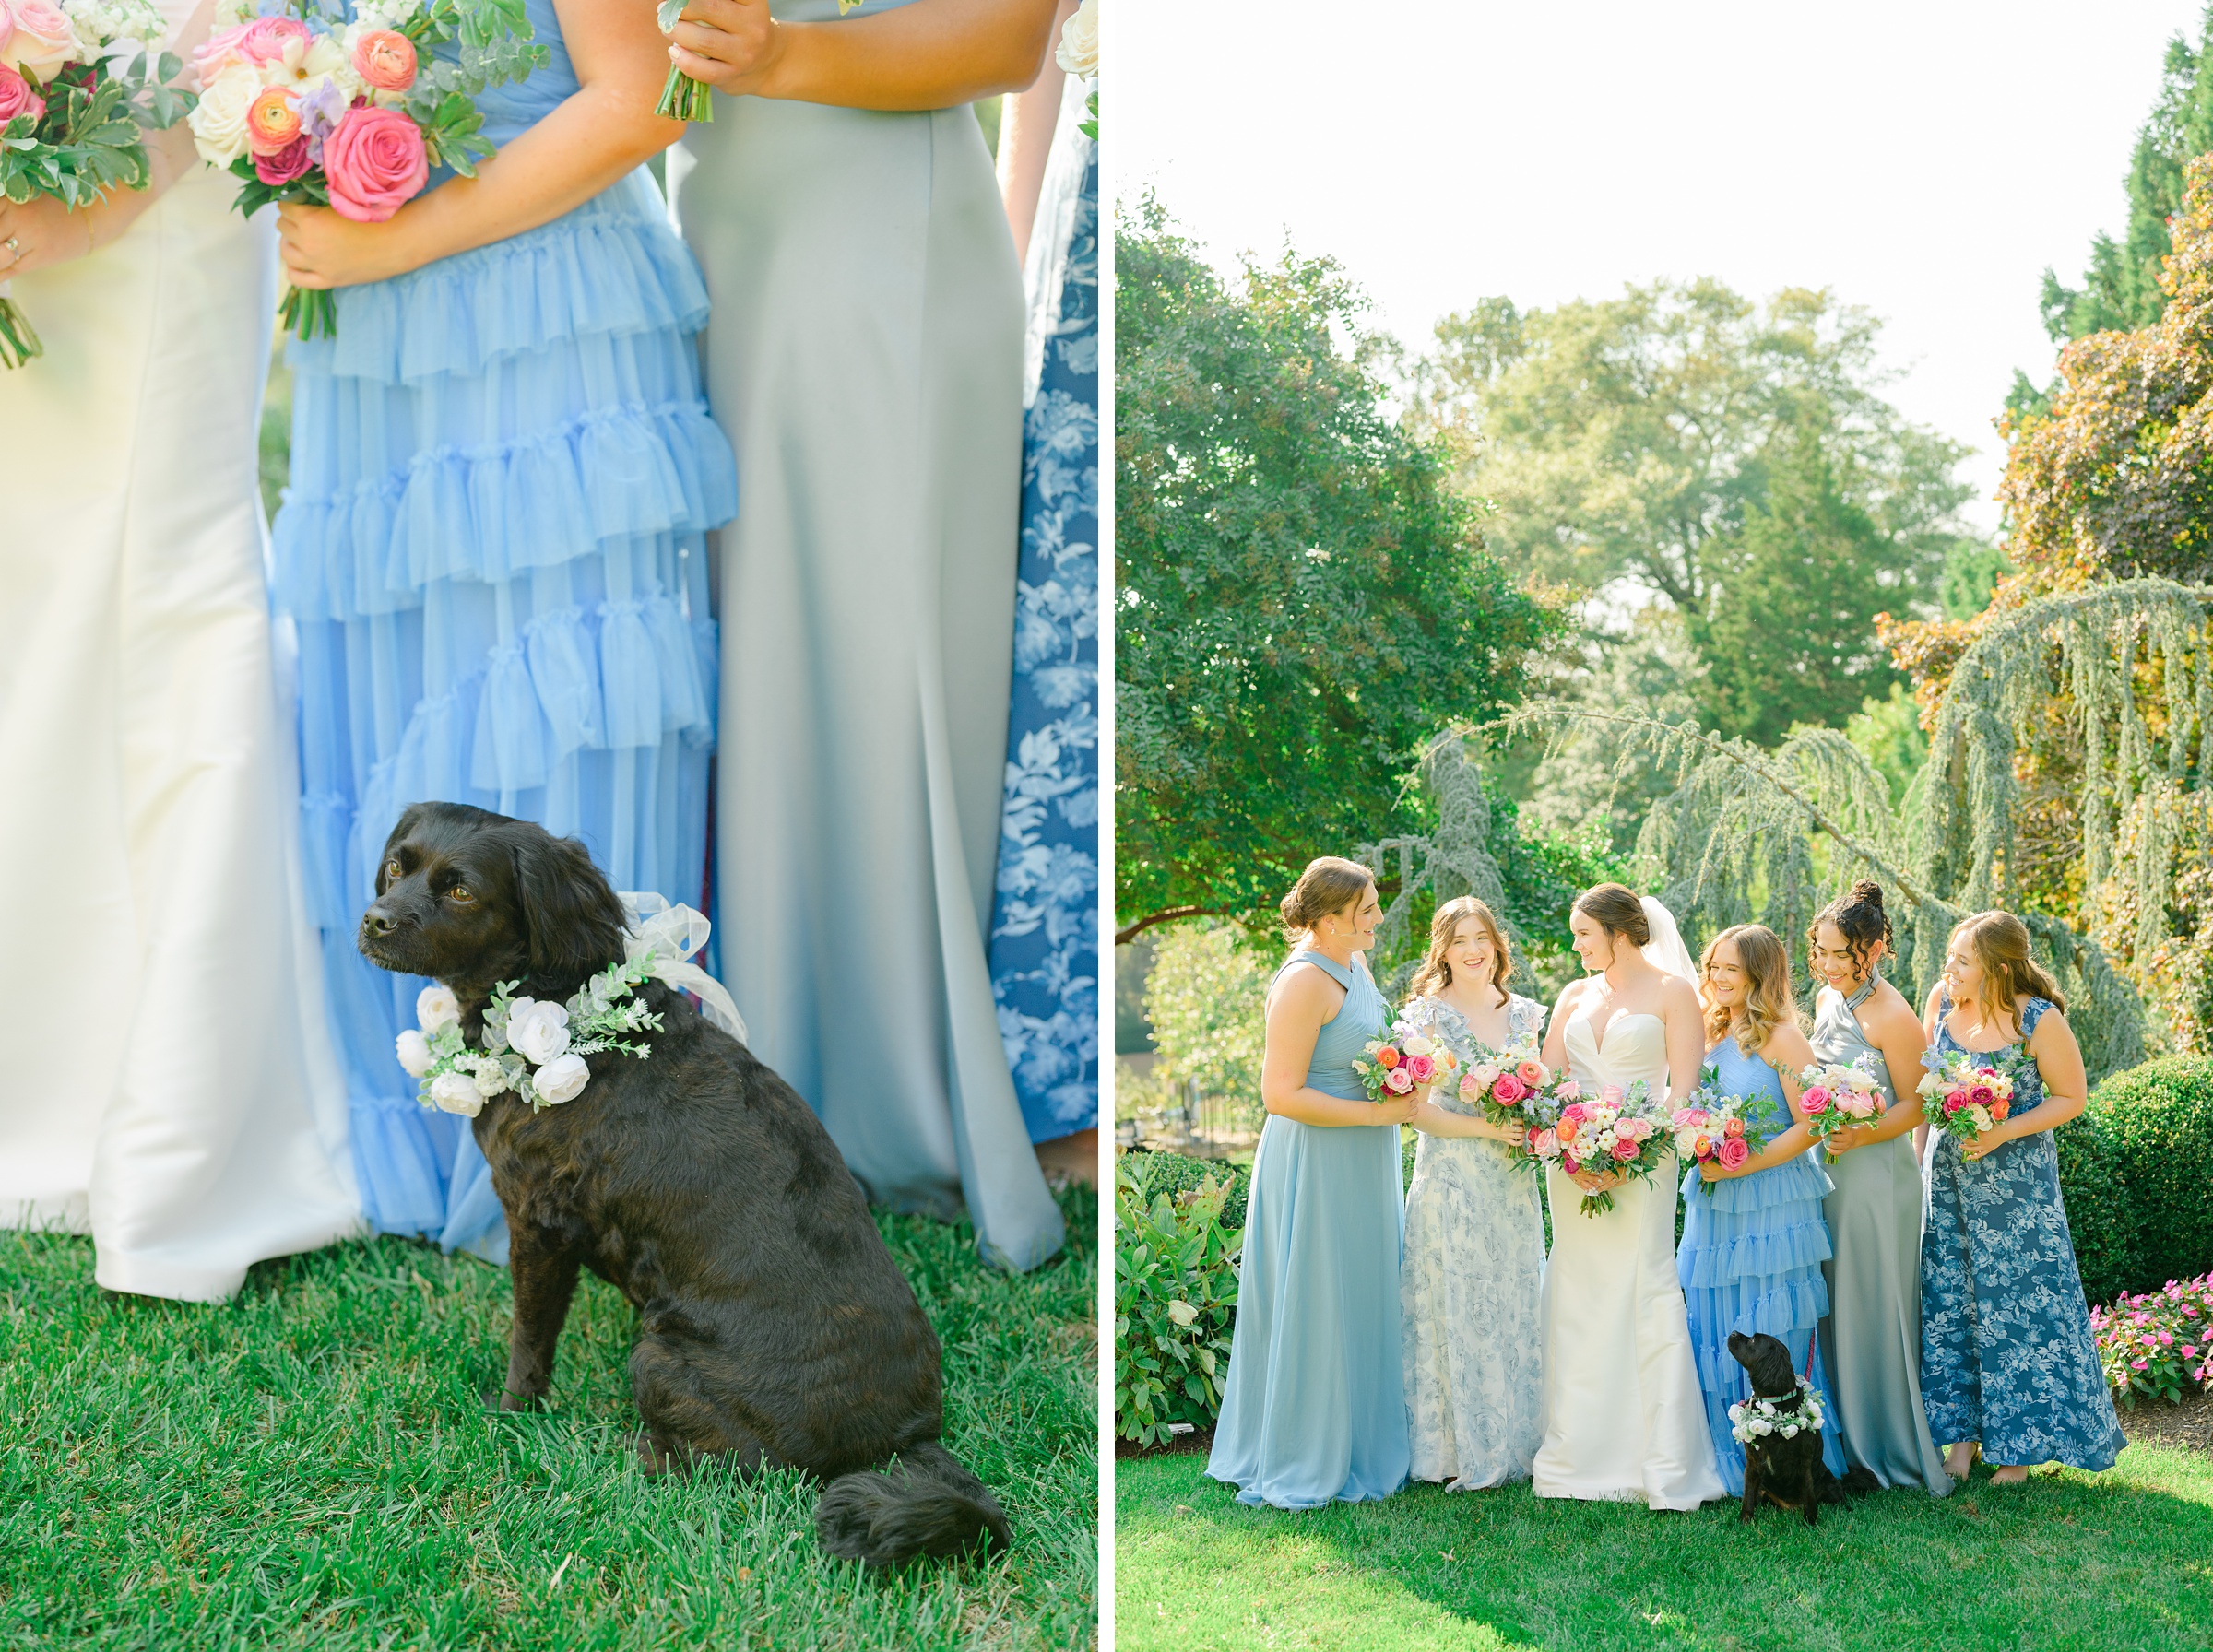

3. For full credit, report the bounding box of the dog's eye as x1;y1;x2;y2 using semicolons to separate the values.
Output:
447;885;476;903
384;858;401;881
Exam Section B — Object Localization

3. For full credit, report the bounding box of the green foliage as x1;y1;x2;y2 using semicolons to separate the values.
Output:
1842;684;1929;810
1;53;194;210
2090;1275;2213;1408
1114;199;1559;940
1115;1156;1240;1446
1121;1150;1250;1233
2061;1056;2213;1305
2041;11;2213;345
1939;537;2014;622
1139;924;1270;1128
0;1186;1097;1649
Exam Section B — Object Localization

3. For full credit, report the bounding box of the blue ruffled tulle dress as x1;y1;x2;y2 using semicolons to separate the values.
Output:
1206;950;1409;1508
270;0;738;1255
1678;1037;1848;1496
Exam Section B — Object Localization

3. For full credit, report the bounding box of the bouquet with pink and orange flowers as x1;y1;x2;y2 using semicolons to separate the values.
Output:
188;0;543;338
0;0;195;366
1520;1076;1668;1216
1351;1022;1459;1105
1670;1064;1769;1196
1915;1050;2016;1150
1456;1050;1550;1145
1796;1055;1887;1157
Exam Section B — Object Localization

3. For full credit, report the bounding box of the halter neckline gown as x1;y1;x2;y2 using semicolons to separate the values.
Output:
1532;1009;1723;1509
1206;950;1409;1508
1811;977;1950;1492
1919;995;2124;1470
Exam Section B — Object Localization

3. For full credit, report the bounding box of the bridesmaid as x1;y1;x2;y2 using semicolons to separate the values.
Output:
1684;926;1849;1496
1920;912;2125;1481
273;0;738;1251
1807;883;1951;1493
1207;858;1415;1508
1400;898;1547;1490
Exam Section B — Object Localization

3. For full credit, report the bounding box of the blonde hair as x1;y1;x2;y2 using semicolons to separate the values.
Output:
1279;856;1375;944
1701;924;1800;1054
1408;896;1513;1001
1949;910;2067;1022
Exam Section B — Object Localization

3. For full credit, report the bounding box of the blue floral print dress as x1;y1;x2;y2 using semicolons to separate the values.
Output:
1919;996;2124;1469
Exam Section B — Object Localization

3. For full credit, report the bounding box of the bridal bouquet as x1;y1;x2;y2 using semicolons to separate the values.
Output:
189;0;545;339
1916;1050;2016;1150
1352;1023;1458;1104
1797;1055;1887;1156
396;952;663;1117
1523;1078;1668;1216
0;0;195;366
1671;1068;1769;1196
1457;1050;1550;1144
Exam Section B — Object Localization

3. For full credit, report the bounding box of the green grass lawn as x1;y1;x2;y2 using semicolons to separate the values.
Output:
0;1186;1096;1651
1118;1440;2213;1651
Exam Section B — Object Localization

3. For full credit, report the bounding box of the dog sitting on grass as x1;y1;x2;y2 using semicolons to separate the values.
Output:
1726;1330;1861;1526
359;801;1012;1570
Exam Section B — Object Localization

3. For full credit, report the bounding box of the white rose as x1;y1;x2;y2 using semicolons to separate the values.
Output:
188;60;259;164
417;984;461;1033
429;1072;483;1117
1400;1032;1433;1059
508;999;572;1066
1054;0;1096;78
395;1029;433;1078
532;1052;590;1105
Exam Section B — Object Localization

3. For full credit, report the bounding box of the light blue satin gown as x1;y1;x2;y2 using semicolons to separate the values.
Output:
1207;950;1409;1508
1678;1037;1848;1496
272;0;737;1253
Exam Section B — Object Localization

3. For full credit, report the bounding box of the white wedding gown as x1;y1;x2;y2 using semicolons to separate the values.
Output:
0;92;359;1298
1530;1010;1724;1509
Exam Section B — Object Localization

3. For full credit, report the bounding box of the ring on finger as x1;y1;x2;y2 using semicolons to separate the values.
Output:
1;234;19;266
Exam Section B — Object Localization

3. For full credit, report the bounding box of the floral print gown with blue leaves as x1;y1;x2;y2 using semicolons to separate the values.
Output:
1919;997;2125;1469
988;143;1099;1145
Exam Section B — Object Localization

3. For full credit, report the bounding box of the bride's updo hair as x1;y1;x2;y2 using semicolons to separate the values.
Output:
1408;896;1513;1000
1701;923;1800;1053
1572;882;1651;948
1809;879;1893;975
1279;856;1375;943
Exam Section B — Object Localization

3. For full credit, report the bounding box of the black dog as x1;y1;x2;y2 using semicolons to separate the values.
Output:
1726;1331;1860;1526
360;801;1012;1569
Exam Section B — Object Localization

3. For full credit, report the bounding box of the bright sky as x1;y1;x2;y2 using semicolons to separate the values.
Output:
1117;0;2208;535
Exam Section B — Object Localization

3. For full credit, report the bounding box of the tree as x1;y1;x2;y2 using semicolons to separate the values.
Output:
1115;201;1559;942
2040;9;2213;344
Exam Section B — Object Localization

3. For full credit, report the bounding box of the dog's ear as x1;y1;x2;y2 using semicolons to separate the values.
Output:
375;804;431;895
510;827;629;986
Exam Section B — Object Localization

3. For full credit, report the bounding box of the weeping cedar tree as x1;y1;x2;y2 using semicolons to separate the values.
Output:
1114;202;1558;942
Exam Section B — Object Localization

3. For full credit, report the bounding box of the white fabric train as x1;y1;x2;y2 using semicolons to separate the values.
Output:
618;891;748;1046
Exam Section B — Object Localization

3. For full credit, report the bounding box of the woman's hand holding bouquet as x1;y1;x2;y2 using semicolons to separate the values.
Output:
1670;1068;1769;1194
1917;1051;2016;1162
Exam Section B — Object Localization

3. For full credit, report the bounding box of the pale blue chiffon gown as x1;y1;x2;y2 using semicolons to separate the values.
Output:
271;0;738;1253
1207;950;1409;1507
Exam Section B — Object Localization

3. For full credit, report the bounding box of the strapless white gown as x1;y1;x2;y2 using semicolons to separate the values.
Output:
1531;1011;1724;1509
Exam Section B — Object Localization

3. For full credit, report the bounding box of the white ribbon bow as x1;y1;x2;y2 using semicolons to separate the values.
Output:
617;891;747;1046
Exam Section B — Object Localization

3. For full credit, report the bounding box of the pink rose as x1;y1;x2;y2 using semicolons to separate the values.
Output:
1600;1083;1625;1106
254;131;313;185
1943;1093;1970;1115
0;62;43;124
321;104;428;222
1384;1067;1414;1095
1404;1053;1434;1083
1802;1086;1832;1115
1968;1083;1995;1107
1609;1136;1639;1162
1843;1094;1876;1118
1558;1102;1588;1126
3;0;75;79
1671;1107;1698;1129
236;15;312;65
1516;1058;1547;1086
1625;1116;1654;1141
1459;1072;1481;1098
1554;1080;1581;1102
1532;1127;1559;1159
350;27;417;92
1491;1073;1528;1104
1717;1136;1751;1171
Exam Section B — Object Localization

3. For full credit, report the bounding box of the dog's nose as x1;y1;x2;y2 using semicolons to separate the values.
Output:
363;906;399;938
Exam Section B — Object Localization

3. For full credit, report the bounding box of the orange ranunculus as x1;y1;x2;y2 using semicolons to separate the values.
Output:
1374;1045;1400;1069
244;86;302;155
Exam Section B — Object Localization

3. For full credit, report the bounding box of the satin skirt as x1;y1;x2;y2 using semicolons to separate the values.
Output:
0;169;359;1298
672;99;1063;1269
1819;1135;1952;1492
1533;1155;1724;1509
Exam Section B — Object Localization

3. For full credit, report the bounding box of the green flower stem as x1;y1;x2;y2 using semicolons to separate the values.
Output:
280;286;338;342
0;296;44;370
656;65;712;123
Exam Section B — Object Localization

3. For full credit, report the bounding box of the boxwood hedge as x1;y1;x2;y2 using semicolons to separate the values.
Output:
2058;1056;2213;1307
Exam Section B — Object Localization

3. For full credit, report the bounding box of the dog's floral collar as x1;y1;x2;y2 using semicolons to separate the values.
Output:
397;953;662;1118
1729;1376;1827;1445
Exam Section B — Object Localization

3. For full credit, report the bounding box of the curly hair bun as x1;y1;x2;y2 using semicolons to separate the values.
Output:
1849;879;1886;911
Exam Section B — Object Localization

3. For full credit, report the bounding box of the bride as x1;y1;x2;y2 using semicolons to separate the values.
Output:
1532;883;1724;1509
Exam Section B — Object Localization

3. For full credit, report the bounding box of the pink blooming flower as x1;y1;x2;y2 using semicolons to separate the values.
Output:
2;0;74;80
1384;1067;1414;1095
1722;1116;1745;1139
1558;1102;1588;1127
1404;1054;1434;1083
235;15;312;64
1600;1083;1626;1106
2132;1358;2148;1370
1515;1058;1547;1086
349;27;416;91
1459;1072;1482;1098
1531;1127;1559;1159
1609;1136;1640;1162
1802;1087;1833;1115
1968;1082;1995;1106
0;63;42;124
321;104;428;222
1491;1073;1528;1105
1716;1136;1751;1171
254;131;313;184
1554;1080;1581;1102
1671;1108;1700;1130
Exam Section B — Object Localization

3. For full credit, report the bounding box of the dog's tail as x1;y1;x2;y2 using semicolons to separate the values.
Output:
814;1442;1012;1569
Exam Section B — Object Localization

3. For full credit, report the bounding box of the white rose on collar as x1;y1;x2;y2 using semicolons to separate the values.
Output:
508;998;572;1066
533;1052;589;1105
395;1029;433;1078
1055;0;1097;78
417;984;461;1032
429;1072;483;1116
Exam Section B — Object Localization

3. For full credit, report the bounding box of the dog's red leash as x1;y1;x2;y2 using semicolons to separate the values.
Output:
1805;1327;1818;1384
